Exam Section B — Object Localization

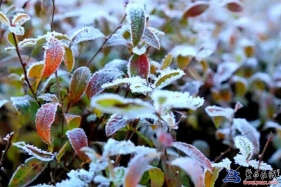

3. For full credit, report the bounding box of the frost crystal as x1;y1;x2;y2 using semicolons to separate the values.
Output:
234;135;254;158
151;90;204;111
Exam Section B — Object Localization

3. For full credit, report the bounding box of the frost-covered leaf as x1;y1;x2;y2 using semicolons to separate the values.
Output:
234;153;249;167
70;26;105;46
126;3;146;47
38;93;58;103
36;103;59;145
66;128;89;162
132;45;147;55
102;76;152;94
148;167;164;187
172;142;212;171
105;114;130;136
18;38;38;48
161;111;177;129
112;167;127;186
151;90;204;111
213;62;239;85
234;135;254;158
143;27;160;50
0;99;9;108
234;101;243;113
128;54;150;80
8;157;48;187
124;152;160;187
233;118;260;154
56;141;70;163
212;158;231;170
104;59;127;73
248;160;273;170
86;69;124;98
9;26;25;35
69;66;91;103
11;95;34;113
0;11;10;26
105;34;128;47
42;37;64;77
91;93;155;117
102;138;156;158
64;114;81;130
183;1;209;18
12;13;30;26
205;106;234;120
13;142;55;161
160;54;173;70
154;68;184;89
63;46;75;72
171;157;203;187
56;169;92;187
27;61;44;78
223;0;244;12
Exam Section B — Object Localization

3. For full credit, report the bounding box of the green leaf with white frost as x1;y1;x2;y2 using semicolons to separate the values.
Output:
234;135;254;158
151;90;204;111
154;68;184;89
70;26;105;46
91;93;155;117
160;54;173;70
126;3;146;47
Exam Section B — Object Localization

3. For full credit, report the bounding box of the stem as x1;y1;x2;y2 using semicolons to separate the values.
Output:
164;148;182;186
86;14;127;67
0;133;14;168
50;0;55;31
12;33;41;107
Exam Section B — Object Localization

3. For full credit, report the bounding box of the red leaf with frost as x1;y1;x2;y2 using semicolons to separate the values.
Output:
36;103;58;145
172;142;212;171
66;128;89;162
42;37;64;77
128;54;150;80
105;114;130;136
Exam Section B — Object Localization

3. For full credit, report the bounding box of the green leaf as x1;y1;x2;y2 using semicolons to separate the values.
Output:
160;54;173;70
126;3;146;47
8;157;48;187
7;32;17;47
63;46;75;72
128;54;150;80
148;167;165;187
64;114;81;130
56;141;70;163
154;69;184;89
69;66;91;103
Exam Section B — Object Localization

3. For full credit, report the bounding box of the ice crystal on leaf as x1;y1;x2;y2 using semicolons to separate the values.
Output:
151;90;204;111
234;135;254;158
154;68;184;89
105;114;131;136
13;142;55;161
212;158;231;170
11;13;30;26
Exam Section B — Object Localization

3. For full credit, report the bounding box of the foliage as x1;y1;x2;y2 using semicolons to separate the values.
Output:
0;0;281;187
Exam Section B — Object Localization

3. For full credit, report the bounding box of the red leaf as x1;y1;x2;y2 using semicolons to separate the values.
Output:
35;103;58;145
183;1;209;18
42;37;64;77
128;54;150;80
224;0;243;12
86;69;123;99
171;157;203;187
66;128;89;162
172;142;212;171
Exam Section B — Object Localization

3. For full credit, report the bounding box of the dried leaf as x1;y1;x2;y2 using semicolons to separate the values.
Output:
172;142;212;171
12;13;30;26
126;3;146;46
170;157;203;187
63;46;75;72
160;54;173;70
42;37;64;77
128;54;150;80
69;66;91;103
91;93;155;117
154;68;184;89
86;69;124;98
66;128;89;162
64;114;81;130
70;26;105;46
143;27;160;50
36;103;59;145
124;153;160;187
183;1;209;18
8;157;48;187
0;11;10;25
13;142;55;161
105;114;129;136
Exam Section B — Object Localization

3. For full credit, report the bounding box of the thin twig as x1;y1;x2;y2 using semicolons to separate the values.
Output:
0;133;14;168
50;0;55;31
164;148;182;186
86;14;127;67
12;33;41;107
